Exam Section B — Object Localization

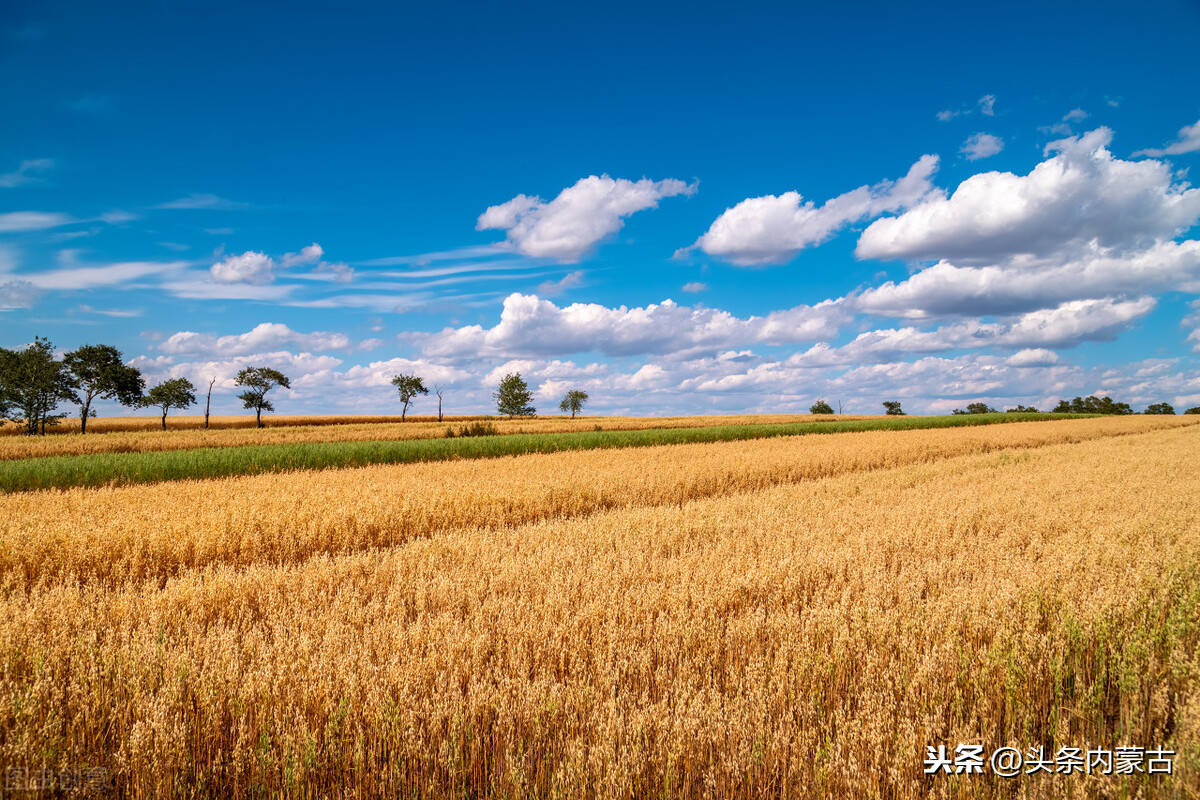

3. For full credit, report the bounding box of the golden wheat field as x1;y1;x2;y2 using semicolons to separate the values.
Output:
1;416;1198;798
0;413;845;461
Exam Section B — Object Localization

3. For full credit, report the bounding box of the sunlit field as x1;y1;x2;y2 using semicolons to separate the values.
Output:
0;413;854;460
1;415;1197;797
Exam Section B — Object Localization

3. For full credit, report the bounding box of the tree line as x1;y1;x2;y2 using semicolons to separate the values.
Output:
2;337;1196;436
0;337;292;435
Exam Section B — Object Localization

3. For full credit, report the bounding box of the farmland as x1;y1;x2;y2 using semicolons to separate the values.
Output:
0;412;1084;492
1;415;1197;797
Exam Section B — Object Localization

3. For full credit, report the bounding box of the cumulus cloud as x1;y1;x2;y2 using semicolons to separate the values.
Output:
960;133;1003;161
477;175;696;262
0;280;41;310
1134;118;1200;158
789;298;1154;366
856;239;1200;318
419;292;851;359
159;323;351;357
856;128;1200;264
210;251;275;284
688;155;940;266
280;243;324;267
1006;348;1059;367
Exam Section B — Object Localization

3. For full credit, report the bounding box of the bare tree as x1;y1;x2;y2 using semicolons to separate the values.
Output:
433;385;444;422
204;377;216;429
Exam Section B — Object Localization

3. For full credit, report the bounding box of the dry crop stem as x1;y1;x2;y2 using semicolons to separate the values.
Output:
0;419;1197;797
1;416;1192;586
0;414;844;461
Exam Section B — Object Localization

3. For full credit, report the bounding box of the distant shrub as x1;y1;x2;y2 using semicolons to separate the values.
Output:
445;421;499;438
810;400;834;414
1185;406;1200;415
952;402;997;415
1006;405;1039;413
1144;402;1175;415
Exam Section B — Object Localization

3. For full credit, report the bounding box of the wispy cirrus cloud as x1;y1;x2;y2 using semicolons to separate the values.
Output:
0;158;54;188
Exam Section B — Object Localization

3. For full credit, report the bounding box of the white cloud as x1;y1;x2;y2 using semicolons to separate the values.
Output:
688;155;940;266
857;128;1200;264
0;211;74;232
0;280;41;310
0;158;54;188
1006;348;1059;367
477;175;696;262
1134;118;1200;158
681;282;708;293
960;133;1003;161
1063;108;1089;122
210;251;274;284
857;239;1200;318
937;94;996;121
536;270;584;296
24;259;189;290
789;297;1154;365
156;193;246;210
159;323;351;357
280;243;324;267
419;292;851;359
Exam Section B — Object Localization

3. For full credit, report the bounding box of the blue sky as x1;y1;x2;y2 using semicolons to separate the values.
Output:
3;0;1200;416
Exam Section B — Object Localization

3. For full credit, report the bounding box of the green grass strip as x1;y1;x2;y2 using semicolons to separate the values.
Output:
0;413;1090;493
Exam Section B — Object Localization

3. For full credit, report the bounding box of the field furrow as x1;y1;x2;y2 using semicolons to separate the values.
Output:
1;416;1193;588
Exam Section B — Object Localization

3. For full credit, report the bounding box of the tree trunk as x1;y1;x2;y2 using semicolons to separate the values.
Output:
256;407;263;428
205;378;215;429
161;410;167;431
437;395;443;422
571;409;576;419
401;401;408;422
80;399;91;434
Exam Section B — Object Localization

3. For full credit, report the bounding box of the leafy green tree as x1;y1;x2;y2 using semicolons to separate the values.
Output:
1006;405;1039;413
142;378;197;430
390;374;429;421
809;400;834;414
62;344;145;433
495;372;535;417
1052;395;1133;415
882;400;905;416
235;367;291;428
1186;406;1200;415
1144;402;1175;415
559;389;589;418
952;402;997;415
0;337;78;435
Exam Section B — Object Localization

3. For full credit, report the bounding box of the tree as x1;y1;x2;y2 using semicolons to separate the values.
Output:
951;402;997;415
559;389;589;418
494;372;535;417
882;400;905;416
433;385;444;422
62;344;144;434
1052;395;1133;415
204;377;216;429
810;400;834;414
390;374;429;422
234;367;291;428
1006;405;1039;413
1186;406;1200;415
0;337;77;435
142;378;196;430
1144;402;1175;415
